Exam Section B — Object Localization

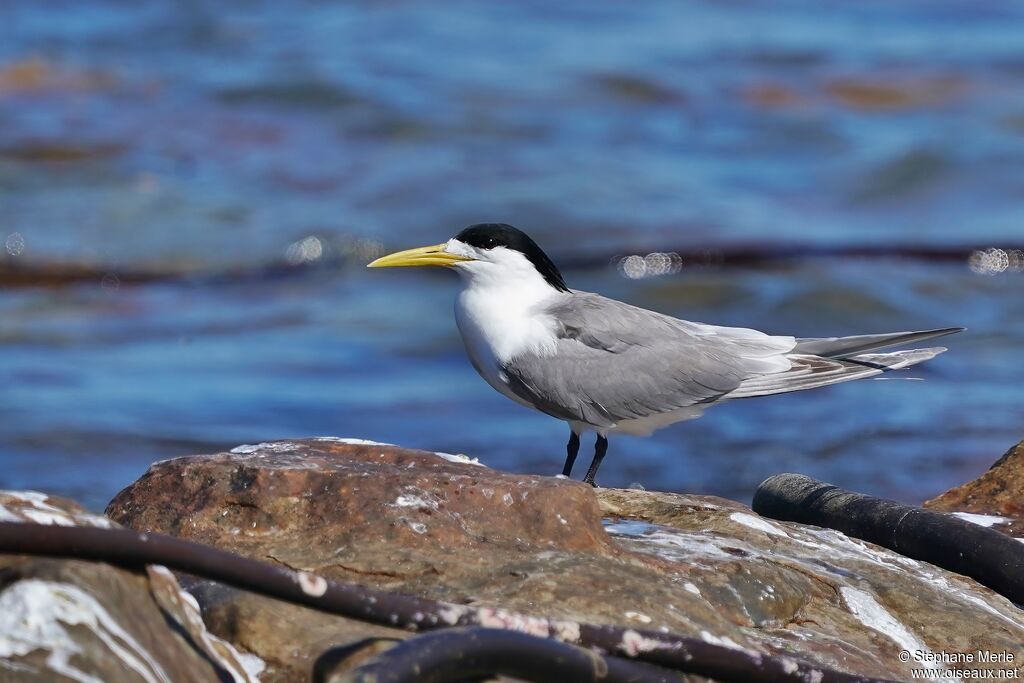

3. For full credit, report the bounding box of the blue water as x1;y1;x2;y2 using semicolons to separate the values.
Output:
2;1;1023;510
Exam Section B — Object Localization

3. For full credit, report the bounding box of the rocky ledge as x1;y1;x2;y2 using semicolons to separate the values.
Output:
92;437;1024;682
0;491;261;682
925;439;1024;538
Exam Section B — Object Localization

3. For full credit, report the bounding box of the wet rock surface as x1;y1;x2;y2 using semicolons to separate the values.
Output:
925;438;1024;538
108;438;1024;682
0;491;259;683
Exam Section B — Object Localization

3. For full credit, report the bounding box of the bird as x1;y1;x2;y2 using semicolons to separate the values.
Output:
368;223;962;487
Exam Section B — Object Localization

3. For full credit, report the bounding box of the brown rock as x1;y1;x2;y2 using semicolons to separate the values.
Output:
925;438;1024;538
181;579;406;681
108;439;1024;682
0;491;259;683
824;75;965;110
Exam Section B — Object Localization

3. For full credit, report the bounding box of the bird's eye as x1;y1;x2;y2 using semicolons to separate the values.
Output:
482;237;498;249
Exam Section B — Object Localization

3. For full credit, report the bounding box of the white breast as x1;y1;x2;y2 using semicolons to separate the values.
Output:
454;280;561;409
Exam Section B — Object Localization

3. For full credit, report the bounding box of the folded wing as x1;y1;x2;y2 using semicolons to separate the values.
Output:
500;292;796;427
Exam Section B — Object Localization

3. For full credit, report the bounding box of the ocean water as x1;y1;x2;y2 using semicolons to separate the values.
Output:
2;1;1023;510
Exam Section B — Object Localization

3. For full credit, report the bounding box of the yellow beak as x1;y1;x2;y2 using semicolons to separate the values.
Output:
366;243;474;268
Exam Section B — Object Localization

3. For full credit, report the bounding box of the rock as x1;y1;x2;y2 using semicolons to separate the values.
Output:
824;75;965;111
924;438;1024;538
108;438;1024;682
180;579;405;681
0;490;260;683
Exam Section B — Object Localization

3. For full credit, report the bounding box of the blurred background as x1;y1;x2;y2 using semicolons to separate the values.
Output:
2;1;1022;511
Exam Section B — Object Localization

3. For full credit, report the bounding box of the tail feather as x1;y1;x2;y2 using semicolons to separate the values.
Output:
792;327;963;359
726;347;949;399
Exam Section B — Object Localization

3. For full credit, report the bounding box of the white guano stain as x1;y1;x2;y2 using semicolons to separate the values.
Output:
839;587;957;680
683;582;701;596
952;512;1011;528
0;506;23;523
699;630;747;651
0;580;173;683
313;437;395;446
393;493;435;509
311;437;484;466
230;442;300;455
729;512;788;537
146;566;261;683
236;653;266;680
0;491;114;528
624;611;652;624
432;451;483;466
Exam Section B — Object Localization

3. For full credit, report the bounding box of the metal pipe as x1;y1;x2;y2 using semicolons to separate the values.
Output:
753;473;1024;605
331;627;680;683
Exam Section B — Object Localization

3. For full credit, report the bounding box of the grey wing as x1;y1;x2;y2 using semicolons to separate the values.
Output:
501;292;795;428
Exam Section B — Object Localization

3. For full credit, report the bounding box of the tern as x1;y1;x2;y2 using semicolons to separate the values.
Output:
368;223;961;487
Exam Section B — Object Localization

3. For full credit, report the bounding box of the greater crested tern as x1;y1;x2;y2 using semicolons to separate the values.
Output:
368;223;962;486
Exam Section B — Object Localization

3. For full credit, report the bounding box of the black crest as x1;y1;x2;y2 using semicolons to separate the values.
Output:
455;223;569;292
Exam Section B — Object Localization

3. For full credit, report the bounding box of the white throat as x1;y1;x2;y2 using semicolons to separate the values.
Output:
452;249;564;368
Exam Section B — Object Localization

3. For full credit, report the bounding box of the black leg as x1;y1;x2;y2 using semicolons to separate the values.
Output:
582;435;608;487
562;431;580;477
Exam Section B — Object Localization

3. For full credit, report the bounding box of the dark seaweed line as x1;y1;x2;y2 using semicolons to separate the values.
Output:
2;243;1020;288
0;521;898;683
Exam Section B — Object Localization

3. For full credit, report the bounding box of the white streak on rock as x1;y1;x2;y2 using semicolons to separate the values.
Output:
0;507;22;523
0;491;114;528
146;566;261;683
0;579;172;683
683;582;701;596
21;509;76;526
624;611;652;624
699;630;746;651
729;512;787;537
432;451;482;466
230;442;298;454
393;494;433;509
952;512;1010;527
313;437;395;446
237;653;265;680
839;586;941;676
